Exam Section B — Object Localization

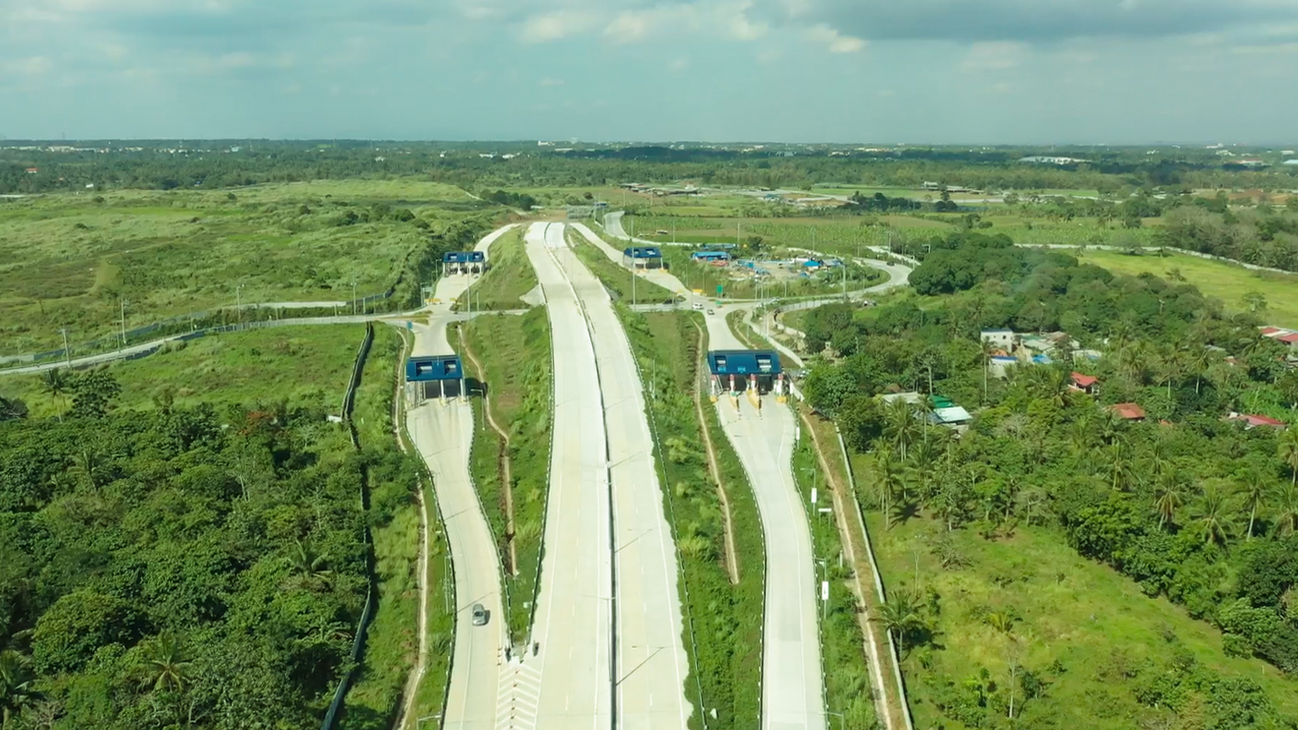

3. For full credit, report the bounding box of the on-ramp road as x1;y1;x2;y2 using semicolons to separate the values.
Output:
705;310;826;730
524;222;615;729
557;223;694;729
406;224;516;730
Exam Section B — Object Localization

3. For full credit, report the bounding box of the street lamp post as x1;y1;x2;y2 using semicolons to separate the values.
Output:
236;285;244;328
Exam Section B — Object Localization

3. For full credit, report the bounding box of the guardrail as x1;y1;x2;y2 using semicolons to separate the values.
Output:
320;323;379;730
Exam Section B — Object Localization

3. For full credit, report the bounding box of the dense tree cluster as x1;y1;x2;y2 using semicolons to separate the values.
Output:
0;376;417;728
799;235;1298;699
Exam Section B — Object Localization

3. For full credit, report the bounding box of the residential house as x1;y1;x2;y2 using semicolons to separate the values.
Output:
1111;402;1146;421
989;355;1018;379
981;329;1015;350
1070;373;1098;395
1226;413;1287;430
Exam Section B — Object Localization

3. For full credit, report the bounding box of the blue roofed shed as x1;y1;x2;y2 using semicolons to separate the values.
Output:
706;350;782;376
443;251;486;264
406;355;464;382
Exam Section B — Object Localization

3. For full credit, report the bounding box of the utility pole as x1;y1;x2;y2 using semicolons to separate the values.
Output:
236;285;244;328
60;327;71;367
119;297;127;350
351;280;357;316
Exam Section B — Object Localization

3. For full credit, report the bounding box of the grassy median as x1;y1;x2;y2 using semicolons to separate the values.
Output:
456;309;553;643
567;227;677;304
618;309;766;730
455;227;539;311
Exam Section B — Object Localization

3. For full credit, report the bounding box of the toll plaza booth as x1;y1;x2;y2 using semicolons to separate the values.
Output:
406;355;466;401
443;251;487;275
622;246;664;270
706;350;785;401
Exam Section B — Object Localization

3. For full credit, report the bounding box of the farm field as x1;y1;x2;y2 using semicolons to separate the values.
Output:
862;507;1298;730
1073;249;1298;329
0;179;498;355
0;324;371;416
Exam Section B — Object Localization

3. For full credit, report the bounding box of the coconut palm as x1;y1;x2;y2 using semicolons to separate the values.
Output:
1280;428;1298;487
140;632;192;694
875;589;927;658
1191;483;1236;547
1104;440;1136;492
1236;469;1271;540
0;650;35;729
39;368;70;422
883;399;919;461
285;540;332;590
1152;471;1185;530
871;448;905;529
1272;481;1298;538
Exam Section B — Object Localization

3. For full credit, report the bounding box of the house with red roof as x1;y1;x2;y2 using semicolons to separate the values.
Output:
1070;372;1098;395
1279;333;1298;349
1111;402;1146;421
1226;412;1287;430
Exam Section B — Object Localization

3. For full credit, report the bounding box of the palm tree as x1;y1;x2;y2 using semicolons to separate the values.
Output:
871;448;903;527
0;650;35;729
68;449;106;490
1236;469;1271;540
1280;429;1298;487
141;632;192;694
285;540;333;590
1191;483;1236;548
984;611;1015;636
1105;440;1136;492
39;368;70;422
883;400;918;461
1272;482;1298;538
875;589;927;658
1152;471;1185;530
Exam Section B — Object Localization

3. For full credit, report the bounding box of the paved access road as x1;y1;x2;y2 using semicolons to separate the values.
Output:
704;309;826;730
556;224;694;729
406;224;516;730
524;222;615;729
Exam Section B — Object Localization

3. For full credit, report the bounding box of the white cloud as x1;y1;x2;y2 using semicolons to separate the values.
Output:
961;41;1026;72
2;56;53;77
539;76;564;86
805;23;864;52
518;10;598;43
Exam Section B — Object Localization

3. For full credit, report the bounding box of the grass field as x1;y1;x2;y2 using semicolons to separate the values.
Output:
566;228;678;303
858;496;1298;729
1072;249;1298;329
457;309;553;642
0;324;368;417
0;179;495;354
457;228;538;311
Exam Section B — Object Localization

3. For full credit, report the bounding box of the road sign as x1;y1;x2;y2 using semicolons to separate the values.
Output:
810;487;817;506
716;285;724;295
407;321;413;331
821;581;829;602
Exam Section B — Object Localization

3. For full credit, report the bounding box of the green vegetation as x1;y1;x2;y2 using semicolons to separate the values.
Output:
1071;248;1298;330
0;325;369;418
0;325;430;729
566;228;677;304
0;180;501;356
456;310;553;642
456;228;538;311
798;234;1298;728
618;309;766;730
790;417;878;729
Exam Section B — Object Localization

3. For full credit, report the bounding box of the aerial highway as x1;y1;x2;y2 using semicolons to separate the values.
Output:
556;224;694;729
406;224;515;730
523;222;615;729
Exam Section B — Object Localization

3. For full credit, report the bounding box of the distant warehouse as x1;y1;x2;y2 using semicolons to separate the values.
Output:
622;246;663;270
691;250;731;263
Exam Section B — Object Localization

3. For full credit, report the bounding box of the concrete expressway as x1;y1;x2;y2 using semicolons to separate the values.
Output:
576;221;826;730
555;223;693;729
406;224;516;730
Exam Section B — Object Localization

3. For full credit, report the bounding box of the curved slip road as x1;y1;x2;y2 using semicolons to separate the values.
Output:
405;224;517;730
524;222;615;730
558;224;694;729
704;310;826;730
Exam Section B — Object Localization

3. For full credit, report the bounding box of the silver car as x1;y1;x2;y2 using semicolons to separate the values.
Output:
471;603;489;626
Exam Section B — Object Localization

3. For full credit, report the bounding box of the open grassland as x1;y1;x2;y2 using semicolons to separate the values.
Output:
457;309;553;642
1073;249;1298;329
619;310;766;730
859;499;1298;730
567;227;678;303
0;179;495;354
456;227;538;311
0;324;367;416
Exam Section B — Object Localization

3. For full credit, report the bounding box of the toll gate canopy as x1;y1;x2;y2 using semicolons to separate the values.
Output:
706;350;782;376
406;355;464;382
443;251;486;264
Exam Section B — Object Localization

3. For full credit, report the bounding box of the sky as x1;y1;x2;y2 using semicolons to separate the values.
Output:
2;0;1298;144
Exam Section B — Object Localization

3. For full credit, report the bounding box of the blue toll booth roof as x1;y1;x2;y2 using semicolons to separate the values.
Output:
406;355;464;382
706;350;782;376
622;246;663;259
443;251;486;264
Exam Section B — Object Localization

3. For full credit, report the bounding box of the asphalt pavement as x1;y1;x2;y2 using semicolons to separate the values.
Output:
524;221;615;729
556;223;694;729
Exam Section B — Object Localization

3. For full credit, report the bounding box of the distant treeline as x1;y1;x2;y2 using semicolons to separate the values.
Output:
3;143;1296;196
